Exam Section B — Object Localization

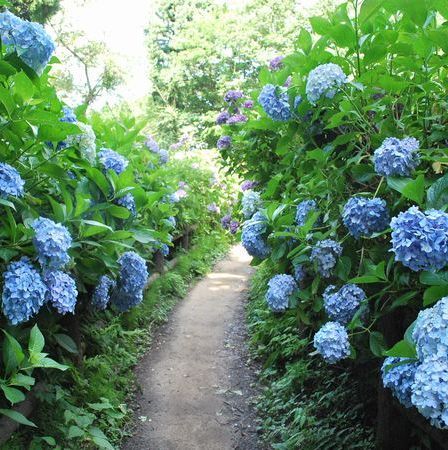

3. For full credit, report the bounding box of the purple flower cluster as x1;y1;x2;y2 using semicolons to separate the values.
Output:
217;136;231;150
269;56;284;71
216;111;231;125
227;114;248;125
241;180;258;191
224;90;243;103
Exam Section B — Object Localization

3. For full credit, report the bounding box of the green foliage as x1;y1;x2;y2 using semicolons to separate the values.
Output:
8;0;61;23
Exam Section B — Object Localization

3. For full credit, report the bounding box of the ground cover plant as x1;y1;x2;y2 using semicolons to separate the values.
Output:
217;0;448;447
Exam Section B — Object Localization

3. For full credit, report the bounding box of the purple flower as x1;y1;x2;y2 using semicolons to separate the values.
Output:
241;180;257;191
229;220;239;234
269;56;284;71
217;136;231;150
216;111;230;125
145;135;160;153
227;114;248;125
284;76;292;88
224;90;243;103
221;214;232;229
207;202;219;213
243;100;254;109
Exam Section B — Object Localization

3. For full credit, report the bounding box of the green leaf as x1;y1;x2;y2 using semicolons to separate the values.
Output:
0;408;36;427
9;373;35;390
385;339;417;359
420;271;448;286
12;71;34;103
369;331;386;357
67;425;85;439
423;285;448;306
29;324;45;355
1;385;26;405
0;198;16;210
54;333;78;354
427;173;448;209
297;28;312;53
387;175;425;204
309;17;332;35
35;357;68;371
2;331;25;375
359;0;387;24
348;275;383;284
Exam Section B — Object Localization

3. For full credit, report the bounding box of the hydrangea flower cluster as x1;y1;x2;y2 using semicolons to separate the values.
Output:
229;220;239;234
269;55;284;71
161;243;170;257
0;11;55;74
266;274;297;312
306;63;347;104
66;122;97;163
43;270;77;315
32;217;72;269
323;284;366;324
373;137;420;177
145;135;159;153
313;321;350;363
227;114;248;125
98;148;129;174
241;190;262;219
168;216;176;228
241;212;270;259
221;214;232;229
170;189;188;203
216;111;230;125
92;275;115;310
217;136;231;150
241;180;257;191
207;203;219;213
61;106;77;123
112;252;148;312
0;163;25;198
293;264;306;283
390;206;448;272
224;90;243;103
158;149;169;164
342;196;389;238
115;193;137;216
296;200;317;226
169;133;189;151
310;239;342;278
258;84;291;122
2;258;47;325
382;357;419;408
243;100;254;109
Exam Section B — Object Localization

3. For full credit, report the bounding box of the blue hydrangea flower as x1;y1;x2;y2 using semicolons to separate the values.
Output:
145;135;159;153
66;122;97;163
167;216;176;228
382;357;419;408
61;106;77;123
306;63;347;104
159;149;169;164
92;275;115;310
161;244;169;257
98;148;128;174
115;193;137;217
227;114;248;125
342;196;389;238
217;136;231;150
224;90;243;103
242;190;262;219
373;137;420;177
323;284;366;325
294;95;302;109
43;270;77;315
32;217;72;269
216;111;230;125
412;297;448;360
241;211;270;259
266;274;297;312
411;357;448;429
293;264;306;283
296;200;317;226
0;11;55;74
269;55;284;71
390;206;448;272
2;257;47;325
0;163;25;198
111;252;148;312
310;239;342;278
258;84;291;121
313;321;350;363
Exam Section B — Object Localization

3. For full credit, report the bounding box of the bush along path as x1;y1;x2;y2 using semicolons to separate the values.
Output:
123;245;263;450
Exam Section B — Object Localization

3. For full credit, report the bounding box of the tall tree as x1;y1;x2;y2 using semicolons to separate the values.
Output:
9;0;61;23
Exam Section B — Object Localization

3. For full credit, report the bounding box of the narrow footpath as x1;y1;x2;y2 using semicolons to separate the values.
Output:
123;245;263;450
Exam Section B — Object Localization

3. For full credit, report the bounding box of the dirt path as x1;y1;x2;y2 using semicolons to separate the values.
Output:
123;245;263;450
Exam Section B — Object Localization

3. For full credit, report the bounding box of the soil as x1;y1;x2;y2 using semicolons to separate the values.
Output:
122;245;265;450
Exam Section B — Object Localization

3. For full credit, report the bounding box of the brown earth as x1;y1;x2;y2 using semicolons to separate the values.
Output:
122;245;264;450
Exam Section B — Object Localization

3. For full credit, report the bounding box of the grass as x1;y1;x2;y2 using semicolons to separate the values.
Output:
3;230;231;450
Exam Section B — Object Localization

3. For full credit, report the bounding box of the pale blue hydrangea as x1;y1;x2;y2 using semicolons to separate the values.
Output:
61;106;77;123
159;149;169;164
161;244;170;257
323;284;366;325
342;196;389;238
115;193;137;217
0;11;55;74
412;297;448;360
241;190;262;219
112;252;148;312
310;239;342;278
2;257;47;325
0;163;25;198
241;211;270;259
145;135;159;153
373;137;420;177
306;63;347;104
43;270;77;315
411;357;448;429
313;321;350;363
293;264;306;283
294;95;302;109
167;216;176;228
217;136;231;150
390;207;448;272
92;275;115;310
382;357;419;408
32;217;72;269
66;122;97;164
258;84;291;121
296;200;317;226
266;274;297;312
98;148;128;174
216;111;230;124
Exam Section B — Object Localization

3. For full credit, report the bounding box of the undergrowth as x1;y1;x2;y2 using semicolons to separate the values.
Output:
247;261;376;450
4;230;230;449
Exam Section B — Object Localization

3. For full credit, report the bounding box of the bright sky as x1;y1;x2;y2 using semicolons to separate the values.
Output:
51;0;324;110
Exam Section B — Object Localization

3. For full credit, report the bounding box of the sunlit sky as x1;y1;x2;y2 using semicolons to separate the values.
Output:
51;0;324;110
